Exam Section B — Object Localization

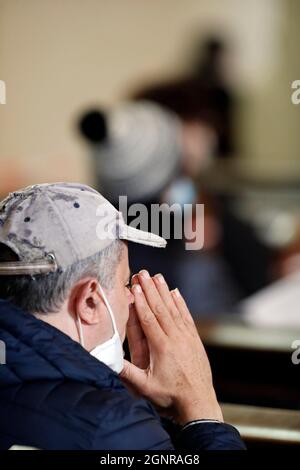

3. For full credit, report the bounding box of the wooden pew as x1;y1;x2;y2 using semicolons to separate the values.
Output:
196;319;300;410
221;403;300;449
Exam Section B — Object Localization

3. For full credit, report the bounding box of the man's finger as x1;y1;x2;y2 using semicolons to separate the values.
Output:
137;270;173;335
131;274;139;286
171;288;195;328
153;274;184;328
132;284;166;347
120;359;148;393
127;305;149;369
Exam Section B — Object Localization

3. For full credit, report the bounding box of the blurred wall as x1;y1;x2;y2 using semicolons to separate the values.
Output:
240;0;300;180
0;0;298;190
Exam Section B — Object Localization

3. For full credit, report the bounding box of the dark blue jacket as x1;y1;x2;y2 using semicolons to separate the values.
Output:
0;300;245;450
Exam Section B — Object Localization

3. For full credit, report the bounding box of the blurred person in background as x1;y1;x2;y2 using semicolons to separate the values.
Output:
132;36;236;161
78;100;239;316
130;35;273;301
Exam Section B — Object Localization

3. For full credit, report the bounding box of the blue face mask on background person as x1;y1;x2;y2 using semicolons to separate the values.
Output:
76;284;124;374
164;176;197;208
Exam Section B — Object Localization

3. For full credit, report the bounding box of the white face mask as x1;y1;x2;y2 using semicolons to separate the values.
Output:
76;284;124;374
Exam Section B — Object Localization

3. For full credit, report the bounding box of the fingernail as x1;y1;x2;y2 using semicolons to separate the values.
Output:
140;270;150;279
133;284;142;294
155;274;165;284
172;288;180;297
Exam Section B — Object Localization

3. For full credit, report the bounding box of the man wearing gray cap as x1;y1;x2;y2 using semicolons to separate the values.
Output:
0;183;245;450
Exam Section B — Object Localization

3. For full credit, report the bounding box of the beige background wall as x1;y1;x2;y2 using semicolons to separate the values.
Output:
0;0;299;190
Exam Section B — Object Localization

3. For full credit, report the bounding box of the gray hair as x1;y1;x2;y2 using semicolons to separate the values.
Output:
0;240;124;314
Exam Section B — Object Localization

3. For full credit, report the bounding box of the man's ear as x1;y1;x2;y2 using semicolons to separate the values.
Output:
70;278;103;325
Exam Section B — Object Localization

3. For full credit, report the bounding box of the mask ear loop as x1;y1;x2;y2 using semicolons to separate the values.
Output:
98;284;118;337
77;315;85;348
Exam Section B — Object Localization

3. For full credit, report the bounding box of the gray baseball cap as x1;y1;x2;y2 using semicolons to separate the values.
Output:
0;182;166;276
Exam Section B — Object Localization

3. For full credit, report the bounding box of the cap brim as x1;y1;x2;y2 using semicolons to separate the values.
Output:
0;224;167;276
118;223;167;248
0;258;58;276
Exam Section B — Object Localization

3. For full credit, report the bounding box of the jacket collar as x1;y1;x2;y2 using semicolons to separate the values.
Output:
0;300;122;389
